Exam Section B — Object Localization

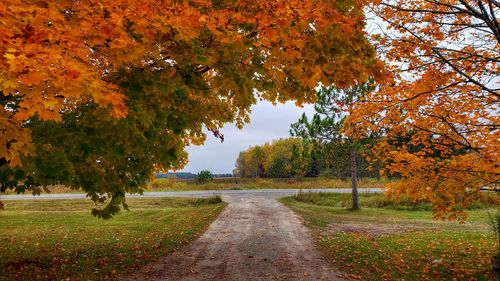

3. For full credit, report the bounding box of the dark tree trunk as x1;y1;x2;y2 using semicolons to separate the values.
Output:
350;146;359;210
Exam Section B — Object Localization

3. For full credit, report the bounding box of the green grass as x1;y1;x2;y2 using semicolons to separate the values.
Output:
0;197;225;281
281;193;499;281
293;190;500;211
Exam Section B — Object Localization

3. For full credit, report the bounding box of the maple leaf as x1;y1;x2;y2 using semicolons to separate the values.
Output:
347;0;500;220
0;0;382;217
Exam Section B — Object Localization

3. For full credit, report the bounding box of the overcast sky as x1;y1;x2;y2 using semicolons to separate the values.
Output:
178;101;316;174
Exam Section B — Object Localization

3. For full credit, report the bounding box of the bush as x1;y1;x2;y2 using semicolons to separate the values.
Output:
195;170;213;184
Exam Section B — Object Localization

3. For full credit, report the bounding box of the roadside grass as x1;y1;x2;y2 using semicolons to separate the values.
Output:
280;193;499;280
148;177;387;191
293;190;500;211
1;178;387;195
0;197;225;281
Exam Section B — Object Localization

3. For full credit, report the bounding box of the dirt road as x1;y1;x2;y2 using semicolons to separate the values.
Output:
2;188;380;280
121;192;351;281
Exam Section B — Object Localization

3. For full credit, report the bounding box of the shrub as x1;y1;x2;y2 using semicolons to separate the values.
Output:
195;170;213;184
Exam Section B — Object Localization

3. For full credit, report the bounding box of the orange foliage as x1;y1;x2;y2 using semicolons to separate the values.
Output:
1;0;383;168
348;0;500;220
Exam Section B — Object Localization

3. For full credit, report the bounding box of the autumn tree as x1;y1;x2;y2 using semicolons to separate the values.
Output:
249;146;266;178
233;151;249;177
0;68;198;218
1;0;383;166
233;138;311;178
1;0;384;216
265;138;310;177
348;0;500;220
233;147;255;177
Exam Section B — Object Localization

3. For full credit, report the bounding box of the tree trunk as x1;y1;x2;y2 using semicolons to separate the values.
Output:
350;146;359;210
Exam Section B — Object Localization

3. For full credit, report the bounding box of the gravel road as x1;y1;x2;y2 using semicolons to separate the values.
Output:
119;189;380;281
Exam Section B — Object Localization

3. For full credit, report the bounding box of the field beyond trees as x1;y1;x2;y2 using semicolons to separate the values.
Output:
151;177;386;191
281;192;499;280
0;197;225;281
1;177;387;195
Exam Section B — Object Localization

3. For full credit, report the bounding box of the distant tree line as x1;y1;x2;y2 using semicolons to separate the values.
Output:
233;137;381;179
233;138;308;178
156;172;196;179
156;172;233;179
234;83;383;182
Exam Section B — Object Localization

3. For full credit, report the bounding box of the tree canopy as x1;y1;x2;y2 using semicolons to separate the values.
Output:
291;83;381;179
348;0;500;220
1;0;384;168
1;0;383;217
233;138;311;178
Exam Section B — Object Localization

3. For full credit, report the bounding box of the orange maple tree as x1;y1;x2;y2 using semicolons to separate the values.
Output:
1;0;384;168
1;0;385;216
348;0;499;220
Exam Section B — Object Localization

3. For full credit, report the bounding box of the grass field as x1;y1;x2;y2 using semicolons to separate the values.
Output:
0;197;225;281
281;192;499;281
149;177;387;191
1;177;387;195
